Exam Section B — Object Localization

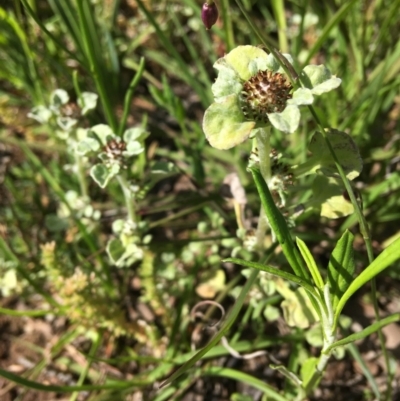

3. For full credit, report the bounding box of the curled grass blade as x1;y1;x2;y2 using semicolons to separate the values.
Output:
159;268;259;388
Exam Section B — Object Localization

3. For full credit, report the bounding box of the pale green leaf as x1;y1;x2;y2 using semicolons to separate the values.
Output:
90;164;115;188
308;129;362;179
276;280;319;328
288;88;314;106
225;45;268;81
123;127;149;143
111;219;125;234
310;176;354;218
212;59;242;100
78;92;98;115
203;94;256;149
311;77;342;95
302;65;331;87
106;238;125;264
76;137;101;155
50;89;69;109
27;105;52;123
125;141;143;155
88;124;115;145
305;324;323;347
301;357;318;386
57;116;77;131
267;105;300;133
301;65;341;94
321;195;354;218
296;237;324;288
196;269;226;298
264;305;280;322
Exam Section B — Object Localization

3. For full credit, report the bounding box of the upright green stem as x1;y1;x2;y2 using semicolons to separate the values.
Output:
75;150;88;199
254;128;271;250
303;286;336;395
256;128;272;181
117;57;146;137
271;0;288;53
306;108;391;399
220;0;235;51
116;175;136;224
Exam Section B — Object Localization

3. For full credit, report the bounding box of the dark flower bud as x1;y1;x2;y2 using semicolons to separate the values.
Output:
201;2;218;30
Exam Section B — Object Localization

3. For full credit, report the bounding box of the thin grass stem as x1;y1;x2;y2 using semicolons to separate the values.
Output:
118;57;146;137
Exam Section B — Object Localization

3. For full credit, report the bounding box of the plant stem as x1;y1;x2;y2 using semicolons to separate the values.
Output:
236;4;390;396
256;128;272;181
116;175;136;224
220;0;235;51
235;3;390;396
117;57;146;137
271;0;288;53
75;151;89;199
255;128;271;250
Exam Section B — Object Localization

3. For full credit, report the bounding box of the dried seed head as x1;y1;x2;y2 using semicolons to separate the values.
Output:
104;139;127;163
240;70;293;123
201;2;219;30
60;102;80;119
269;149;294;196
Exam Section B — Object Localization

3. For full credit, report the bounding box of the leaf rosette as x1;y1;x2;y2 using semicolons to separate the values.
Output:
203;45;342;149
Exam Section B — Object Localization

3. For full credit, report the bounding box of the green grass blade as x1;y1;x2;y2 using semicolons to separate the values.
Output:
346;344;380;399
0;368;148;391
250;167;309;280
48;0;84;53
135;0;210;107
75;0;118;131
0;7;43;102
334;237;400;329
219;0;235;51
296;237;324;289
204;366;287;401
271;0;288;53
19;0;87;68
225;257;317;297
302;0;358;67
327;313;400;353
117;57;146;136
0;307;53;317
327;230;355;311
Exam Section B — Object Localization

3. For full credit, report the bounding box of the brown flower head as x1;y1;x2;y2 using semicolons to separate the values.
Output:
240;71;293;123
